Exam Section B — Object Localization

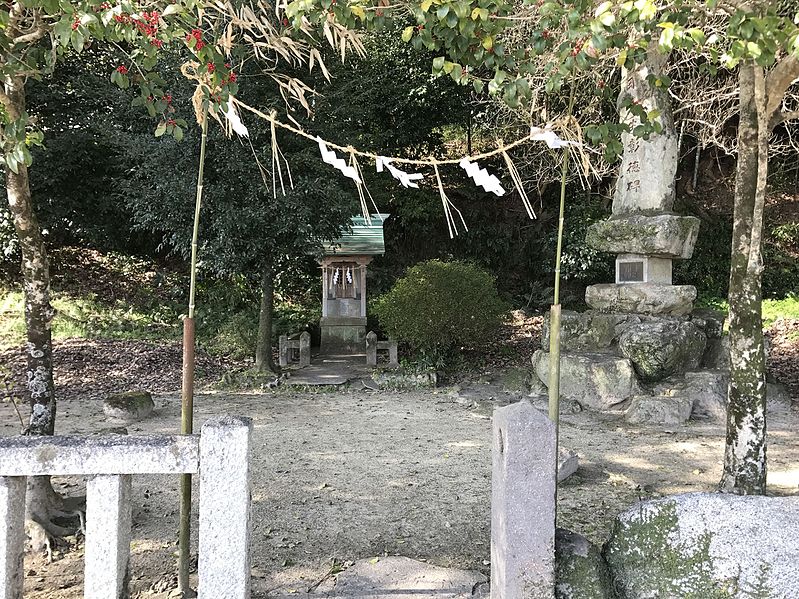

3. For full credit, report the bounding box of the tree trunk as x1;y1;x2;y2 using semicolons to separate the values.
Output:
3;76;56;435
3;76;81;552
719;64;768;494
255;267;276;373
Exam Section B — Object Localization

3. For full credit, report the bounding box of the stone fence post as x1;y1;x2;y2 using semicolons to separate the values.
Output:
491;401;556;599
299;332;311;368
279;334;289;367
198;416;253;599
0;418;253;599
366;331;378;366
0;477;25;599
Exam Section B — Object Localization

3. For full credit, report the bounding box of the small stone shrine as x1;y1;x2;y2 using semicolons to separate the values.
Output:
532;53;730;425
318;214;387;353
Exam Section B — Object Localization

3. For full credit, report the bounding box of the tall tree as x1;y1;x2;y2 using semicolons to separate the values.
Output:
0;0;205;547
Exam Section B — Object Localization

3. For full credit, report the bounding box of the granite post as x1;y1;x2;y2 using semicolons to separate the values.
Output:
366;331;378;366
279;334;289;367
84;474;133;599
491;401;556;599
299;332;311;368
0;477;25;599
197;416;253;599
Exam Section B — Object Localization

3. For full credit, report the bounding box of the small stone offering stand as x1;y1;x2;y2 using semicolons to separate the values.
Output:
318;213;388;354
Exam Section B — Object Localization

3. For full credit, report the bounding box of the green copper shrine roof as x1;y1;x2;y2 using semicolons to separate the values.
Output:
322;214;388;256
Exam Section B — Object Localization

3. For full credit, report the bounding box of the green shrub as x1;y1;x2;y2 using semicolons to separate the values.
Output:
373;260;508;354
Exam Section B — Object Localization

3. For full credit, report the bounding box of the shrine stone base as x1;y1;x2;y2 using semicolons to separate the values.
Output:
320;316;367;354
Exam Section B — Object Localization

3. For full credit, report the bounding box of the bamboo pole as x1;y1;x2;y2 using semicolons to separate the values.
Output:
548;85;576;519
178;106;209;598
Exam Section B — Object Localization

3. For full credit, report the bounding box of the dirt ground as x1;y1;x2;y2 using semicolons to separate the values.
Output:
1;378;797;599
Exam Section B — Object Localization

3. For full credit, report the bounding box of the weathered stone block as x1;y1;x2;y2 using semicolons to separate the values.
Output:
320;316;367;353
683;370;728;421
103;391;154;424
618;321;706;382
531;350;639;410
299;331;311;367
585;283;696;316
650;370;728;421
0;477;25;599
0;434;199;476
604;493;799;598
84;474;132;599
558;449;579;483
491;401;556;599
690;308;726;339
555;529;613;599
585;214;700;258
624;396;693;426
317;556;486;598
371;369;437;389
541;311;628;352
198;416;253;599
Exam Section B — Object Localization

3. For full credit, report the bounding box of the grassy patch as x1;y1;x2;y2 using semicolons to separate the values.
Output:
762;295;799;327
0;288;180;349
695;295;799;329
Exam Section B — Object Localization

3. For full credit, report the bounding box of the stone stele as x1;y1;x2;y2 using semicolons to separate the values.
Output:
491;401;556;599
585;283;696;316
585;214;700;258
604;493;799;598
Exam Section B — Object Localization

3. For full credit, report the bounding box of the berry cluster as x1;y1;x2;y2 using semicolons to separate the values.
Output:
136;11;161;46
116;65;128;74
186;28;204;50
71;16;80;30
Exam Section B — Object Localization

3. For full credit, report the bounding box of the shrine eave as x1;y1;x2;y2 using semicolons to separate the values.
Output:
321;214;389;256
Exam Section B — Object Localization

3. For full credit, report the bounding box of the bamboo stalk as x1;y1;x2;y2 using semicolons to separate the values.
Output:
178;106;209;598
548;85;576;521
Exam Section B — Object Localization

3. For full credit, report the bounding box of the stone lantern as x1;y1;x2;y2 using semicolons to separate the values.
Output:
318;214;387;353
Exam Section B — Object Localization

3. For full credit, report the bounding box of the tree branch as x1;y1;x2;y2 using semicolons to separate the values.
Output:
12;23;48;46
766;54;799;128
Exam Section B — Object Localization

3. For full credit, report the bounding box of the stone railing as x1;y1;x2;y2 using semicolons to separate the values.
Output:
0;416;252;599
278;332;311;368
365;331;399;368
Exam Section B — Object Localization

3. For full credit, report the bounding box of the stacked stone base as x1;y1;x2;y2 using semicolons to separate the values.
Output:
532;308;732;425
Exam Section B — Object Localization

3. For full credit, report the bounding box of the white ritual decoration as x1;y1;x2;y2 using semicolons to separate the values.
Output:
317;137;361;183
458;158;506;196
222;100;249;138
530;126;577;149
375;157;424;188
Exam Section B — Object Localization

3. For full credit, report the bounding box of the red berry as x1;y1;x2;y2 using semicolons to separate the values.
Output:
116;65;128;74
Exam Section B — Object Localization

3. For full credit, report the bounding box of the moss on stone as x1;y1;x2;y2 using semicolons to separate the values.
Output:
604;500;779;598
604;501;733;598
555;529;614;598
